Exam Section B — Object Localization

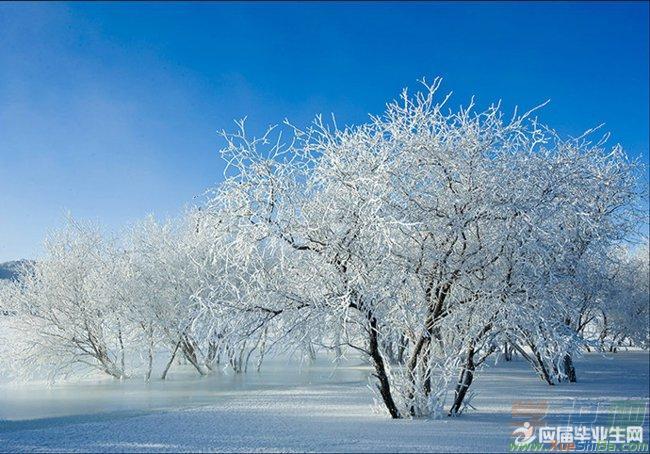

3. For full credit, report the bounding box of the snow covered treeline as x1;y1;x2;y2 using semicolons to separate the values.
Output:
0;79;647;419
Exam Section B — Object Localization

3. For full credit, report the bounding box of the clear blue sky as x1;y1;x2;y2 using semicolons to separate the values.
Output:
1;1;648;261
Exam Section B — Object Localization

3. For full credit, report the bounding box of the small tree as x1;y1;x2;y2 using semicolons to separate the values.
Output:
2;218;131;381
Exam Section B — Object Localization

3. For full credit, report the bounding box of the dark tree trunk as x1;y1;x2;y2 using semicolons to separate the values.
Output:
449;346;476;416
180;334;207;376
562;354;577;382
117;327;126;376
368;315;401;419
504;343;513;361
532;349;554;385
85;329;127;379
511;342;554;385
405;281;450;416
161;340;180;380
205;341;219;371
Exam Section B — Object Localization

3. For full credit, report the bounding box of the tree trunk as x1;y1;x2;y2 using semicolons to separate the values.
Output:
180;334;207;376
161;340;180;380
205;341;219;372
256;328;268;372
368;315;401;419
396;333;406;365
512;342;554;385
117;327;126;377
448;345;475;416
532;348;554;385
145;339;154;381
504;343;512;361
86;329;127;379
562;353;577;382
405;280;450;415
448;322;493;416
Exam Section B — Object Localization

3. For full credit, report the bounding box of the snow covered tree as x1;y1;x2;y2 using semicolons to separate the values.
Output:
1;218;133;381
0;79;643;422
597;242;650;350
121;214;211;377
207;79;642;418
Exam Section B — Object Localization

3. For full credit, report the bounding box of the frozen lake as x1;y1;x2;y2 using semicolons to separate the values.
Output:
0;352;648;452
0;356;369;421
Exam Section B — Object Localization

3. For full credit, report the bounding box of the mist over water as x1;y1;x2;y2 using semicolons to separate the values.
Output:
0;357;370;421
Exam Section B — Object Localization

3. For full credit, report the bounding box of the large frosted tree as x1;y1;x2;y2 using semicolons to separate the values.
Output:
206;79;642;417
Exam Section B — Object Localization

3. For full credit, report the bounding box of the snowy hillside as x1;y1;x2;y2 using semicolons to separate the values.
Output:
0;260;31;281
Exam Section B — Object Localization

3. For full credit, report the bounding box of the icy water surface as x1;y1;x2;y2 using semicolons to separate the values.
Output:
0;357;370;421
0;353;647;452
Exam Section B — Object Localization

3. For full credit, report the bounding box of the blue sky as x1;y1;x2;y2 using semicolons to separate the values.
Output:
0;1;648;261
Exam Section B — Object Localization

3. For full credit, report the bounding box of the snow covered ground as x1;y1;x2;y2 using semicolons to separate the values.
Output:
0;352;648;452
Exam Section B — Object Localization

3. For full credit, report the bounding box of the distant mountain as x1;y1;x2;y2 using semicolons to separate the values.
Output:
0;260;32;281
